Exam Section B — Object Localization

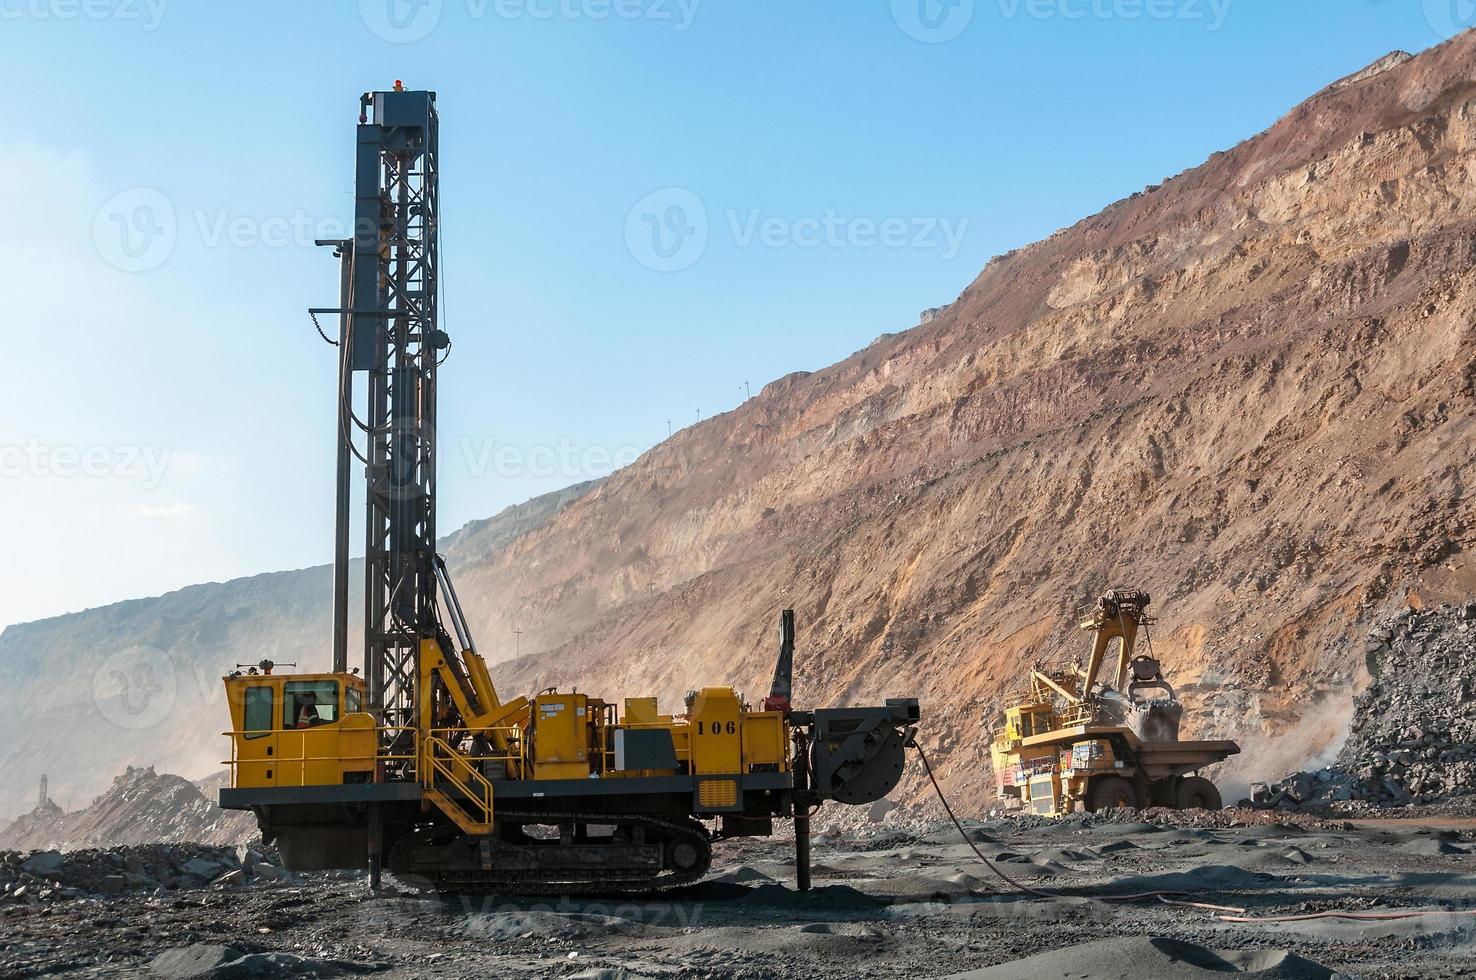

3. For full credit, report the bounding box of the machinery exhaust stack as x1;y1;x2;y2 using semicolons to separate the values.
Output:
763;609;795;714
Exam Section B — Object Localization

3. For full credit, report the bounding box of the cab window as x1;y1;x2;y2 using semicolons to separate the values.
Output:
243;686;274;739
346;686;362;715
285;680;339;728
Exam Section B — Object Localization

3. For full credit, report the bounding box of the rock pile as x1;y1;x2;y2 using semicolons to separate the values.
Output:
0;766;256;851
0;842;302;905
1253;602;1476;810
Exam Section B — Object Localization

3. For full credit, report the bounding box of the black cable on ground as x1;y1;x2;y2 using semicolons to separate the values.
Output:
914;744;1476;923
912;743;1245;914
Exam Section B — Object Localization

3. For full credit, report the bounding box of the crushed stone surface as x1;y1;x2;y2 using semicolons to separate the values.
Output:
4;816;1476;977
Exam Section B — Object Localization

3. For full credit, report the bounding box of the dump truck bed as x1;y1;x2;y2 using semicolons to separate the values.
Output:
1018;725;1239;780
1133;739;1240;780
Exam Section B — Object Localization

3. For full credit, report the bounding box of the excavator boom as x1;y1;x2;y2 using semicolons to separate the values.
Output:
989;589;1237;816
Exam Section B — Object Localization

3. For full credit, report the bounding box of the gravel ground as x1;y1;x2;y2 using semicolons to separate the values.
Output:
4;813;1476;978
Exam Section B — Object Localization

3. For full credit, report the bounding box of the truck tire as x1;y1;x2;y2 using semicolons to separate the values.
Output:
1085;775;1139;813
1175;776;1222;811
1148;778;1178;808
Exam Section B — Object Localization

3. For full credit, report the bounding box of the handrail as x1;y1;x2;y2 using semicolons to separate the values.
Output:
426;725;527;778
221;724;525;807
423;734;494;828
220;724;420;787
1056;704;1095;727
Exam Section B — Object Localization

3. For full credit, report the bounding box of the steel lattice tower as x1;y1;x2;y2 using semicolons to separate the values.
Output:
331;87;446;731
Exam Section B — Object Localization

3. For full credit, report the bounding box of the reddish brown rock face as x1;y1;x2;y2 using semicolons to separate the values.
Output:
8;40;1476;821
469;37;1476;813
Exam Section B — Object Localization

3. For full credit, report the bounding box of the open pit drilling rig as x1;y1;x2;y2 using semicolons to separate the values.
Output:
989;589;1239;816
218;87;920;893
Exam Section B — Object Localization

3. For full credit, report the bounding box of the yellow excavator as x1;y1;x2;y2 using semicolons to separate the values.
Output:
989;589;1238;816
217;87;920;893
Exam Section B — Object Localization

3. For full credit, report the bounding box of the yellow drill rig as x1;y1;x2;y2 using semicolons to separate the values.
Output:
989;589;1238;816
216;87;920;893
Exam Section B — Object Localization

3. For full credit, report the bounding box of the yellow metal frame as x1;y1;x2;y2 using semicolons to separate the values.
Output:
422;733;496;833
224;645;795;835
221;723;417;786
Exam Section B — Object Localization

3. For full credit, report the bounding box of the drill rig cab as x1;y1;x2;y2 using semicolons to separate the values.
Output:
224;672;371;788
217;88;921;892
989;589;1238;816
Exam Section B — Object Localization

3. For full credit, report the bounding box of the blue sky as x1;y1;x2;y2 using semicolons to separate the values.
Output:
0;0;1463;629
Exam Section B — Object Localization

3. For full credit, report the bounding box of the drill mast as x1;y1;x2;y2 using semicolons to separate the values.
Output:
333;86;447;728
219;86;920;891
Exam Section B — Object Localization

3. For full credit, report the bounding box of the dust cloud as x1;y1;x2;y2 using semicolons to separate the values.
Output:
1215;692;1356;804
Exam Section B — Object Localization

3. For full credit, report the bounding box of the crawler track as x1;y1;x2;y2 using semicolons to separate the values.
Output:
389;813;713;896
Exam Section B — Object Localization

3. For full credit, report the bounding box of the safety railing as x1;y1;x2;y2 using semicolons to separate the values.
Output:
1065;756;1119;772
220;724;522;789
422;734;496;828
1003;689;1054;710
614;719;704;775
1056;704;1095;728
1020;755;1058;777
220;724;420;787
224;720;688;796
425;726;527;777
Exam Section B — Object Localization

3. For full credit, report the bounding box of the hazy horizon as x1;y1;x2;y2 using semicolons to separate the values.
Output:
3;0;1465;629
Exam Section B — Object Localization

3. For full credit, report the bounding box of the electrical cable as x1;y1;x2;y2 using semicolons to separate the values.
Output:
912;743;1246;914
916;744;1476;924
434;135;450;368
332;270;377;463
337;316;372;466
311;310;339;346
1218;907;1476;923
